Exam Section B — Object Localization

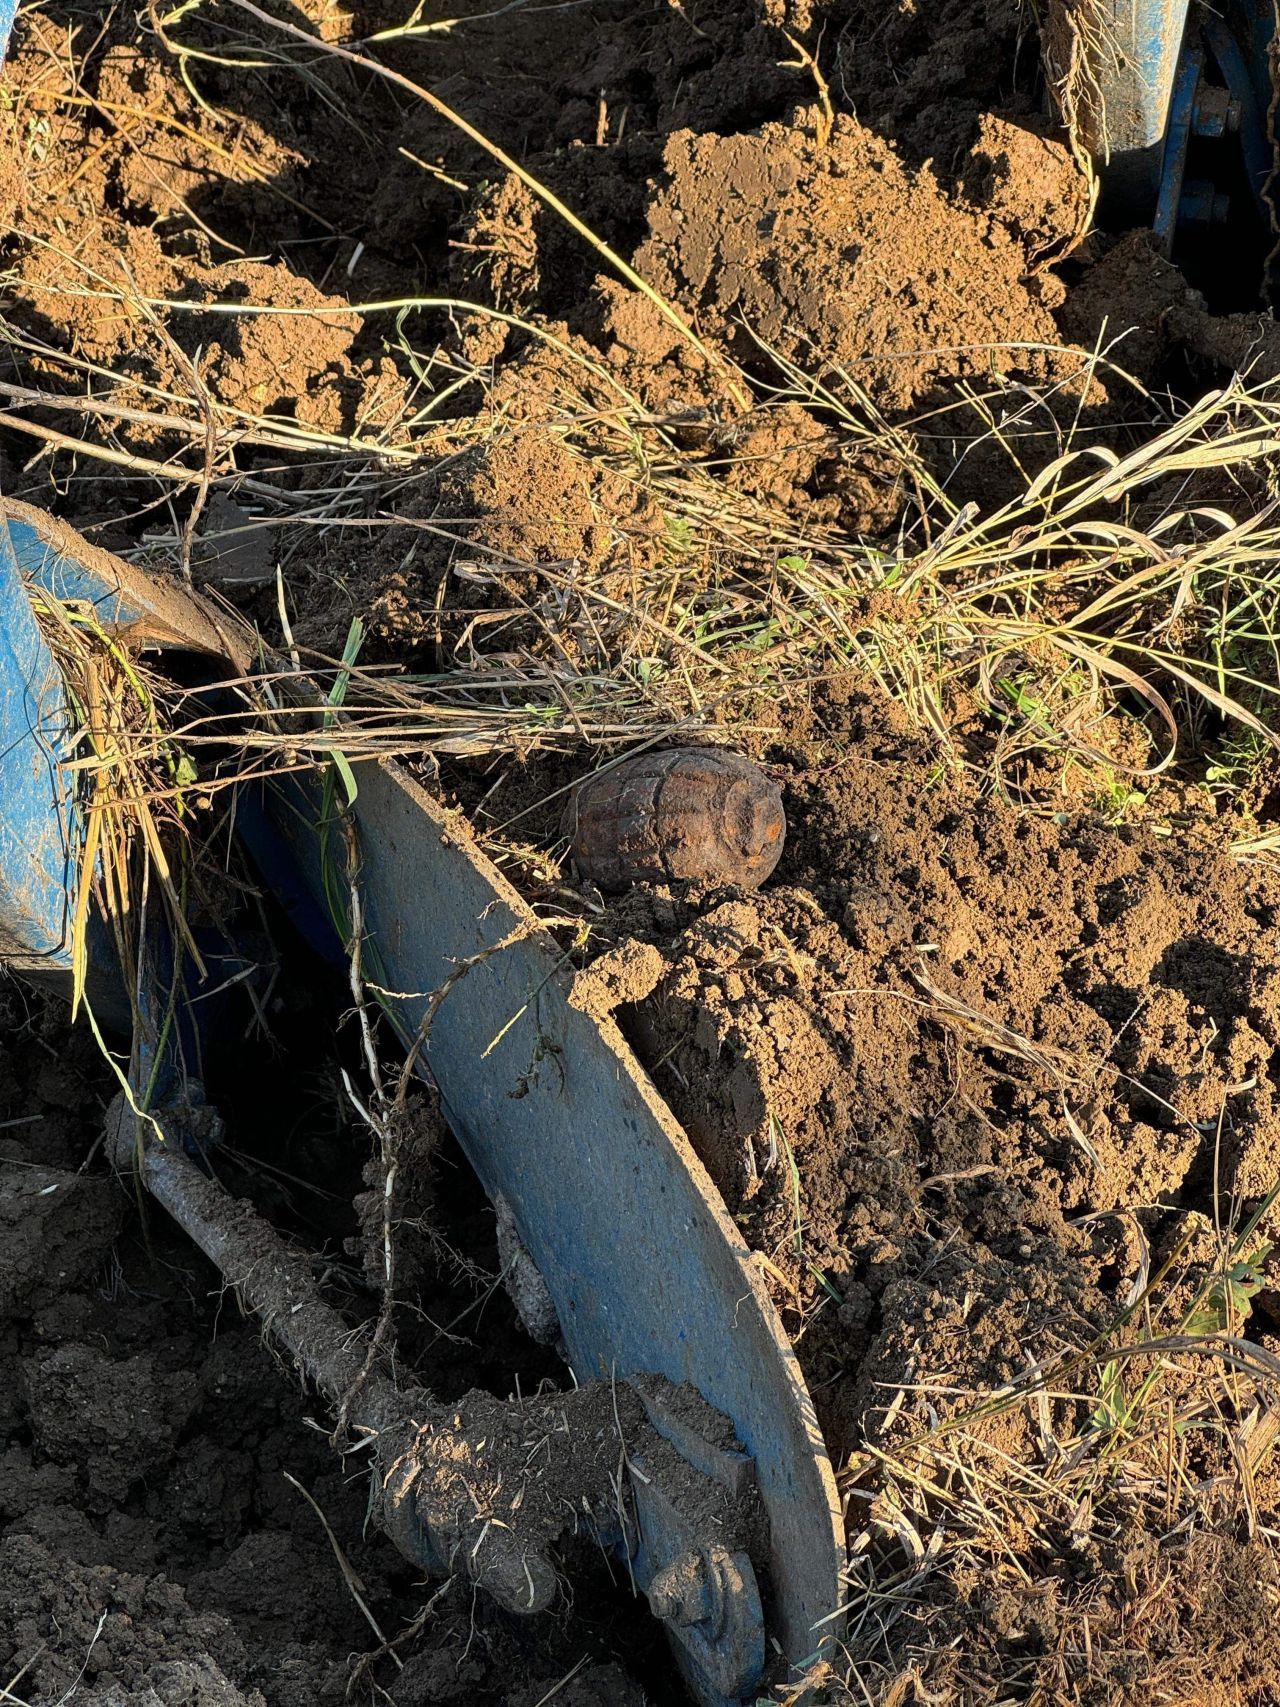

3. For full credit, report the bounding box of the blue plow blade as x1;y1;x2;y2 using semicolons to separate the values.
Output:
0;501;229;976
0;502;846;1701
0;510;91;970
0;501;252;1072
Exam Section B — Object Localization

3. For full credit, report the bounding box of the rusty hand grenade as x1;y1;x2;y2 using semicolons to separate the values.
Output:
564;748;786;892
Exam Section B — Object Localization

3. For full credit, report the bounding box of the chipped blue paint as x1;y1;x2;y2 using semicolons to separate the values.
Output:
1153;38;1204;249
0;511;80;967
0;510;171;966
1063;0;1278;238
239;753;845;1696
6;517;148;626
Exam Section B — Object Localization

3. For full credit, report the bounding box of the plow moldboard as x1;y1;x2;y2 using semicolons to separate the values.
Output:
255;752;846;1690
2;499;844;1690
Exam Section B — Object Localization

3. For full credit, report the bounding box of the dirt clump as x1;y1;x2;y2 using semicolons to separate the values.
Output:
0;1531;262;1706
898;1529;1280;1706
635;113;1079;408
0;1166;120;1315
289;406;667;661
0;985;661;1706
445;428;615;568
605;708;1280;1467
1058;230;1207;385
191;262;361;433
356;0;806;294
570;938;667;1022
1057;227;1280;394
961;113;1088;269
92;40;307;240
26;1343;200;1508
448;173;543;366
13;220;182;370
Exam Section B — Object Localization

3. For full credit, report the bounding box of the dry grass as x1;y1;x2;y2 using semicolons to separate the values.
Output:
25;282;1280;809
7;13;1280;1705
4;6;1280;849
820;1190;1280;1703
1039;0;1116;183
25;318;1280;1697
28;593;202;1017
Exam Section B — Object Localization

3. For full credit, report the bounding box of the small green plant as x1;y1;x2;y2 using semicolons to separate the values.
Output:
1183;1242;1273;1337
1205;726;1273;796
663;513;697;556
772;1115;805;1262
1092;772;1147;823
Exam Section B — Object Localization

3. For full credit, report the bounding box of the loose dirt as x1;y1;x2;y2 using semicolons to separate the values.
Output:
0;983;669;1705
4;0;1280;1701
633;113;1080;408
608;689;1280;1450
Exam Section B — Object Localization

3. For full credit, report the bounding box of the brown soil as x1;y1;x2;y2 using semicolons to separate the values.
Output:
5;0;1280;1701
569;686;1280;1699
606;691;1280;1454
0;982;668;1705
633;113;1080;408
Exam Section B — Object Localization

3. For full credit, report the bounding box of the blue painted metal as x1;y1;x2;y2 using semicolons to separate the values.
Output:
0;510;79;968
244;749;845;1696
0;499;235;973
1178;177;1232;226
0;505;166;975
1059;0;1193;219
1154;41;1206;250
0;504;845;1694
5;519;149;626
0;500;259;1074
5;497;238;660
1190;86;1240;140
1053;0;1279;245
0;0;16;65
1203;9;1274;207
1150;4;1279;252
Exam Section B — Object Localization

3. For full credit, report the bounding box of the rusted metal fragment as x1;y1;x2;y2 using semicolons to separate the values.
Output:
565;749;786;892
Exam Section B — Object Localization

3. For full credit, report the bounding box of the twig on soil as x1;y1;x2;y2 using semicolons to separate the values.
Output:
345;1578;455;1699
0;1644;45;1707
781;34;834;149
912;967;1101;1165
283;1470;399;1663
530;1658;592;1706
50;1613;108;1707
332;814;401;1445
0;410;216;487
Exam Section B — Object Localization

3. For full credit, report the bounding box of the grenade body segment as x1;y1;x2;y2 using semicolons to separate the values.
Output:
565;748;786;892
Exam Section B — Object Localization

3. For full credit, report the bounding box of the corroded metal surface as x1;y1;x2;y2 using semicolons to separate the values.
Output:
1047;0;1192;219
0;510;79;968
566;748;786;892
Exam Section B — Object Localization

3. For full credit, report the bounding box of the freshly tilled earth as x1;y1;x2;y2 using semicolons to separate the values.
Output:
4;0;1280;1701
